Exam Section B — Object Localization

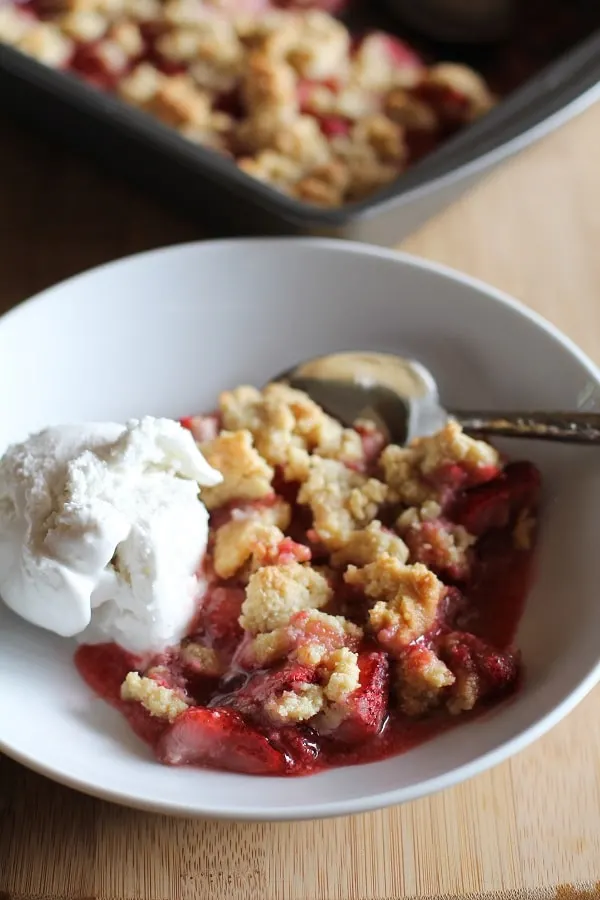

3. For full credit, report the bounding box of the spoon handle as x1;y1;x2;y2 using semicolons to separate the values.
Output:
452;411;600;444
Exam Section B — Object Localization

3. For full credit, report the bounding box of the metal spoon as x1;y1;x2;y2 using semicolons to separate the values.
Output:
274;351;600;446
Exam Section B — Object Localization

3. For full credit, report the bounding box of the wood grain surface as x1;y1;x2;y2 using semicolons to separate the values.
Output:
1;101;600;900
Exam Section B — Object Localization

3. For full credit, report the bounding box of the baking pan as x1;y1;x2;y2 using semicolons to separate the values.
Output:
0;1;599;245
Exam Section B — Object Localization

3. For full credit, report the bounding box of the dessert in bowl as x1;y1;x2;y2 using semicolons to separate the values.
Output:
0;237;599;819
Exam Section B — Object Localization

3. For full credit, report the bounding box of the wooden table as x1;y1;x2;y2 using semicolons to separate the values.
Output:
2;103;600;900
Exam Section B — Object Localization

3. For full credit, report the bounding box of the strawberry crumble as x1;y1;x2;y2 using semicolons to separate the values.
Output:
75;382;541;777
0;0;495;206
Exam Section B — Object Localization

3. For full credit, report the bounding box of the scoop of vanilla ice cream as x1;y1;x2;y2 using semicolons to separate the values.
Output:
0;417;222;653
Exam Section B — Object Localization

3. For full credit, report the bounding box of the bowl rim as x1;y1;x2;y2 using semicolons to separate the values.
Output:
2;236;600;822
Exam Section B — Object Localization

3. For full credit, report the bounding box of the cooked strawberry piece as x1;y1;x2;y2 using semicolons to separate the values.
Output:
452;462;541;536
71;42;126;90
180;413;220;443
144;661;188;694
198;585;245;653
320;116;352;139
231;631;261;670
439;632;519;713
416;84;471;128
440;585;468;625
262;536;311;566
381;34;424;70
431;460;501;494
265;725;320;771
225;661;317;720
403;518;473;581
156;706;286;774
328;651;389;744
355;423;387;468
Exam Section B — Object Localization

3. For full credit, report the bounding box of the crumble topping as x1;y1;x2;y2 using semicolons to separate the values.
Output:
345;558;444;651
59;10;108;42
296;456;387;549
248;608;362;667
330;520;409;569
263;647;360;725
213;516;285;579
422;63;495;121
321;646;360;702
121;671;188;720
350;31;421;92
148;74;212;128
240;562;332;633
200;429;274;509
265;682;324;723
109;19;143;55
0;6;32;44
381;420;500;506
118;62;163;106
18;22;73;67
231;497;292;530
396;500;442;527
384;88;438;131
219;382;363;466
418;420;500;476
287;10;349;80
397;506;476;580
380;443;440;507
395;645;455;717
179;643;225;677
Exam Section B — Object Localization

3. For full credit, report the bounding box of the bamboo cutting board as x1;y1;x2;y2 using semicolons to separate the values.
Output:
2;101;600;900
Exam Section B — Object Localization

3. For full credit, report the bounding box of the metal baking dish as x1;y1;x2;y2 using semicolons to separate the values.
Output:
1;2;599;245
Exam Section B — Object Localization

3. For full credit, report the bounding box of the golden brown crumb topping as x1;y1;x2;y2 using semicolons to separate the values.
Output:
321;646;360;702
249;608;362;668
419;420;500;475
330;520;409;569
345;558;444;650
296;456;387;550
265;683;324;724
180;643;225;678
423;63;495;121
219;382;363;467
213;517;284;580
395;646;455;716
240;562;332;634
121;671;188;720
381;420;500;505
263;646;360;725
200;429;274;509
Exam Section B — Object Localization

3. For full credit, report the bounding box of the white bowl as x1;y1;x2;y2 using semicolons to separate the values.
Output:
1;238;600;821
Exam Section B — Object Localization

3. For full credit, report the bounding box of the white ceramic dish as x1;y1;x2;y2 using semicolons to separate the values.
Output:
1;237;600;822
